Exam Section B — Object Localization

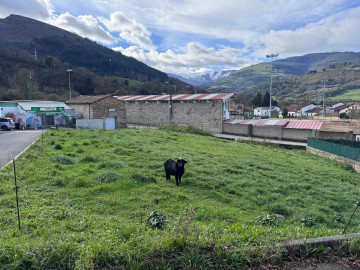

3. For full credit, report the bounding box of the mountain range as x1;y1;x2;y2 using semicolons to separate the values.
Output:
201;52;360;96
0;14;168;82
168;69;237;86
0;14;360;102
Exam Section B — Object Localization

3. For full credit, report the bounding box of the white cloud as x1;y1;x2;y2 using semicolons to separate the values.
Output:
101;11;155;51
52;12;117;45
0;0;53;20
114;42;252;74
101;11;150;35
256;6;360;58
119;32;155;51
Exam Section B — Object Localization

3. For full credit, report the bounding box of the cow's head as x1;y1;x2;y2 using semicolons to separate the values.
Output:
177;157;187;167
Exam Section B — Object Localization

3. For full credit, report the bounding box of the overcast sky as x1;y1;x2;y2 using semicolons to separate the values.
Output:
1;0;360;75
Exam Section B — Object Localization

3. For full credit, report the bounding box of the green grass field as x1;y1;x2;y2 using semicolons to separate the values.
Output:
327;88;360;101
1;127;360;269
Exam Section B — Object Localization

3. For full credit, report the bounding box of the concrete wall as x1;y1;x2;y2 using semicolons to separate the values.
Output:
76;119;103;129
223;123;251;136
282;129;314;142
125;100;223;133
315;130;353;140
252;125;282;139
223;123;353;142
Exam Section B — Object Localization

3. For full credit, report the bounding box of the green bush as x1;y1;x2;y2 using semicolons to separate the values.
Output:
300;217;316;227
145;211;168;229
54;144;63;150
256;214;276;226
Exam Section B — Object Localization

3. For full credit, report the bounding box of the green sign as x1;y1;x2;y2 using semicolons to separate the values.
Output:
31;107;64;111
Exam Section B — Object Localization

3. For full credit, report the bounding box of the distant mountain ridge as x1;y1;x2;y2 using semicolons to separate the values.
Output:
0;14;168;82
203;52;360;93
168;69;237;86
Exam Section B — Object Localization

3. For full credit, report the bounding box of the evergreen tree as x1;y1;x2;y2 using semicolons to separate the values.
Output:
262;92;270;107
251;93;262;107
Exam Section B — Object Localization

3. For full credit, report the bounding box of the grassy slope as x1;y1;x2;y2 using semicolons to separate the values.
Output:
326;88;360;101
1;128;360;269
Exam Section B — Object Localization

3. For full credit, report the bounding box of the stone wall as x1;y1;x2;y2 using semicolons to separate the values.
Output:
307;146;360;173
68;97;126;128
68;104;92;119
125;100;223;132
91;97;126;128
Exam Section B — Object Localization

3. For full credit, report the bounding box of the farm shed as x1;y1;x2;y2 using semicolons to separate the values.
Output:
0;100;74;128
66;95;126;129
113;93;234;133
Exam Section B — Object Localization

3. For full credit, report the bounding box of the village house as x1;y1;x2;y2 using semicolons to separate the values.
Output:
65;94;126;129
254;106;280;118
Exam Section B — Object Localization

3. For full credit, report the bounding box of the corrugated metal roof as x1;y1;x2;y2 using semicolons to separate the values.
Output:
113;93;234;101
223;119;323;130
284;120;323;130
17;101;73;111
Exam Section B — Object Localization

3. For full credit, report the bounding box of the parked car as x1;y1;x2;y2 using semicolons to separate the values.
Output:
0;117;15;131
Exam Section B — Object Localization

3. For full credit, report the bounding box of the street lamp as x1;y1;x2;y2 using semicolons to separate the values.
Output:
266;53;279;119
67;69;72;100
321;79;326;121
109;59;112;76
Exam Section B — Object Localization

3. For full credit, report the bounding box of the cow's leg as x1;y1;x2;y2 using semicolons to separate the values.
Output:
178;176;181;185
175;175;179;186
166;172;170;180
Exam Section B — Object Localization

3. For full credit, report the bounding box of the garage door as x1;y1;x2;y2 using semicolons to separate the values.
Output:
105;117;116;130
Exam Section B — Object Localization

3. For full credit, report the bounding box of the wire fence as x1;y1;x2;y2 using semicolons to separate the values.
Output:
308;138;360;161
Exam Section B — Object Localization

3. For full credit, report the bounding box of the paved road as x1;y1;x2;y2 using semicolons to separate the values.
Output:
0;130;43;169
301;263;360;269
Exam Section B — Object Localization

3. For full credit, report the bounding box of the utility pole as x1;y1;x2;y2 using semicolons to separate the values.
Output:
266;54;279;120
321;79;326;121
67;69;72;100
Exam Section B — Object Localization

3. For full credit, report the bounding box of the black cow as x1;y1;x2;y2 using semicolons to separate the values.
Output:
164;158;187;186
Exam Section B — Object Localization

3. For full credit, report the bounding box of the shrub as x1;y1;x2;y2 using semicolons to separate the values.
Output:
146;211;168;229
300;217;316;227
256;214;276;226
95;171;121;183
54;144;63;150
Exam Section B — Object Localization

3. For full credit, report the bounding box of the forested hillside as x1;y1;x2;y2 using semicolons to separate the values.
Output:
248;63;360;101
203;52;360;96
0;15;168;82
